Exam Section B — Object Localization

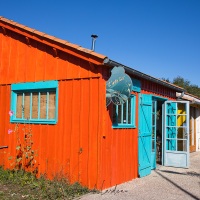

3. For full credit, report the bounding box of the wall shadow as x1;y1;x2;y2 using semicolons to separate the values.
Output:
155;170;200;200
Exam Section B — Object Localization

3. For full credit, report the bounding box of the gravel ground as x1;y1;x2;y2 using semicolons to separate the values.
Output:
79;151;200;200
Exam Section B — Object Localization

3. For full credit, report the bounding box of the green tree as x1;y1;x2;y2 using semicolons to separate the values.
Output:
161;77;170;82
172;76;200;98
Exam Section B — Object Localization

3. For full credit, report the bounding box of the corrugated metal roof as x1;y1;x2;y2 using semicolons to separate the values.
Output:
0;16;107;65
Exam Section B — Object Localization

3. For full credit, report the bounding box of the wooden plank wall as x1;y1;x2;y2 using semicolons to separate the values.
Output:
0;29;139;190
0;29;101;84
0;79;139;190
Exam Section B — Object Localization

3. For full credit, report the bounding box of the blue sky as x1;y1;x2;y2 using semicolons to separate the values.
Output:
1;0;200;86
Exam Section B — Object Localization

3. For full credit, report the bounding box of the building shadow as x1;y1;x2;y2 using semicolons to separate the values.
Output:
159;169;200;177
155;170;200;200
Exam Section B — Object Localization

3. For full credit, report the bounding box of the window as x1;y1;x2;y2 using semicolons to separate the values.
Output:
112;95;136;128
11;81;58;124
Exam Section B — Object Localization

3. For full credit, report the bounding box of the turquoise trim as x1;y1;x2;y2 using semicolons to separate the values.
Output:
152;95;168;101
11;81;58;90
38;92;41;120
112;125;136;129
151;100;157;170
112;95;136;129
11;119;57;124
132;78;141;92
30;93;33;119
10;81;58;124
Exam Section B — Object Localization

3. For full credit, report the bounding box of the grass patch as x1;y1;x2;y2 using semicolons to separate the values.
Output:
0;167;92;199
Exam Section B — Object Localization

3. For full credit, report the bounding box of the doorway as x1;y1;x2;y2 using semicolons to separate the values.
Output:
151;98;165;169
139;95;190;177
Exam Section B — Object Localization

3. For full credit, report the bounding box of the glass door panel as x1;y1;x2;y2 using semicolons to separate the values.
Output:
163;101;189;168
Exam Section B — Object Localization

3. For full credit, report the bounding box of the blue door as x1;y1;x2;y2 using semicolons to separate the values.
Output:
163;101;190;168
138;94;152;177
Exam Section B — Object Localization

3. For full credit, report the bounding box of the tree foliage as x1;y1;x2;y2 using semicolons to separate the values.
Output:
162;76;200;98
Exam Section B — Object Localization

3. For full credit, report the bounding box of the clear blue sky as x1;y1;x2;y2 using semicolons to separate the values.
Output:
1;0;200;86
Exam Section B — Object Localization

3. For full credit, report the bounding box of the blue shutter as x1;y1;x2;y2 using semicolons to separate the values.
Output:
138;94;152;177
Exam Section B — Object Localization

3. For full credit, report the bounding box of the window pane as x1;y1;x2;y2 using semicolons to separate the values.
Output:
24;93;30;119
166;139;176;150
16;93;23;118
178;103;186;114
123;102;127;124
152;113;155;125
32;92;38;119
152;127;155;138
40;92;47;119
166;102;176;114
166;127;176;139
152;101;155;111
112;95;135;127
113;104;117;124
49;91;56;119
152;139;155;151
11;81;58;124
177;127;187;139
128;98;131;124
177;139;187;151
167;115;176;126
118;105;122;124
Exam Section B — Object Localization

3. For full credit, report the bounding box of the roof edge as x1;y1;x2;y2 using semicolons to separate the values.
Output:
0;16;107;65
176;92;200;105
104;59;184;92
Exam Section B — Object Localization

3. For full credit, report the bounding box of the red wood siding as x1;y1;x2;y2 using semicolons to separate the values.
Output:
141;79;177;99
0;29;101;85
0;21;179;190
0;79;138;190
0;29;138;190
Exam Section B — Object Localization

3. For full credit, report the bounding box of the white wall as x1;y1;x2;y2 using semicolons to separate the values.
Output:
196;108;200;151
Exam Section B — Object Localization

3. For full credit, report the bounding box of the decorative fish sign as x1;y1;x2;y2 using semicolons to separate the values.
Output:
106;66;133;106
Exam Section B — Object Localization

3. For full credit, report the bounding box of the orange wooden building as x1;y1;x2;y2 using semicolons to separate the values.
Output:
0;17;188;190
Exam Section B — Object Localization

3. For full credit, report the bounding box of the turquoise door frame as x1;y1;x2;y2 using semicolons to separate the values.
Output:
163;101;190;168
151;100;157;169
138;94;152;177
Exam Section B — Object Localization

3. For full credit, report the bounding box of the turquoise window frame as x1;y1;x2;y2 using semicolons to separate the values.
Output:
112;95;136;128
10;81;58;124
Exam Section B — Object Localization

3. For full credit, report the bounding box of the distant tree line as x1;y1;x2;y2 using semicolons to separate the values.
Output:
161;76;200;98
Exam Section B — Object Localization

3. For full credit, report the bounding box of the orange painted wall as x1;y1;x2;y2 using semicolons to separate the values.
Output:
0;29;101;85
0;28;139;190
0;25;179;190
